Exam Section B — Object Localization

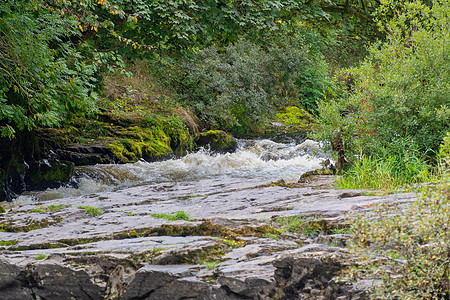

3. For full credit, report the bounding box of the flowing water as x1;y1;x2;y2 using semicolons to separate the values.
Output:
13;137;327;204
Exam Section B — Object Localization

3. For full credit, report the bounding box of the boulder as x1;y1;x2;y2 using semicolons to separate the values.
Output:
196;130;237;153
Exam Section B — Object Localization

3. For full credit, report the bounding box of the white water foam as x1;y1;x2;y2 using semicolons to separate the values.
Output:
13;138;326;202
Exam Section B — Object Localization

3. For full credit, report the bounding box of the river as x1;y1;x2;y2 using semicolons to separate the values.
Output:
12;137;326;204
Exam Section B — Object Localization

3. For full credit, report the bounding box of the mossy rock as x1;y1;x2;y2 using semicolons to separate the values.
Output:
109;127;173;163
269;106;315;133
196;130;237;153
0;206;5;213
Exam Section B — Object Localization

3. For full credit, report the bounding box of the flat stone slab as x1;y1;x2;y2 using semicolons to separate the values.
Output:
0;176;416;299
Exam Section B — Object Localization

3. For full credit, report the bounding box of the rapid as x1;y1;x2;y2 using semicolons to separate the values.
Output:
12;137;327;204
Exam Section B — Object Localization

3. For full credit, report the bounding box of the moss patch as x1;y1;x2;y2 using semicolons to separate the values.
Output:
50;220;280;248
0;240;18;246
31;204;70;213
109;126;173;162
196;130;237;152
0;217;62;232
8;242;68;251
77;206;104;217
28;161;74;187
272;106;315;132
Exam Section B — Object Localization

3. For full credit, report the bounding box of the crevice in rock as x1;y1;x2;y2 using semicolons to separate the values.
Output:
219;285;254;300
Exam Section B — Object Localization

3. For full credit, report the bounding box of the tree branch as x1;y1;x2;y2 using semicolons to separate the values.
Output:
0;64;31;99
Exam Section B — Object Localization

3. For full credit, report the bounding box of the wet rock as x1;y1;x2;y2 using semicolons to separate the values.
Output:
56;145;115;166
196;130;237;153
274;245;352;300
25;159;74;190
121;265;210;300
0;259;33;300
0;129;76;201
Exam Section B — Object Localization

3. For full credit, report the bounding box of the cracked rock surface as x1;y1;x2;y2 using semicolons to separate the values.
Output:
0;176;416;299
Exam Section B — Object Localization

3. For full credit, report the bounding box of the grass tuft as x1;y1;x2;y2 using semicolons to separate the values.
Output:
34;254;47;260
336;153;433;191
150;210;190;221
77;206;104;217
32;204;69;213
204;261;219;270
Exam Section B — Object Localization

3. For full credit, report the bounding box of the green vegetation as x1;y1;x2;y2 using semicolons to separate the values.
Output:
151;247;165;253
335;152;433;191
197;130;237;151
222;237;246;249
314;0;449;190
0;0;379;142
274;106;315;132
34;254;47;260
347;135;450;299
1;0;449;295
77;206;104;217
275;215;307;234
150;211;190;221
0;1;97;138
263;233;281;240
178;36;327;133
204;261;219;270
116;210;136;216
275;215;330;237
0;217;62;232
0;240;17;246
31;204;69;213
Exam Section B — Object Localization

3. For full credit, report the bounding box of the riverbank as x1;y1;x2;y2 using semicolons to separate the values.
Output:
0;175;417;299
0;72;313;203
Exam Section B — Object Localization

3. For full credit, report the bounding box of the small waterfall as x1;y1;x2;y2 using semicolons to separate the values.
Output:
13;138;326;203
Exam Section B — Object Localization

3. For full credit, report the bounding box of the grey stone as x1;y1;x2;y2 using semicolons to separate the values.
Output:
0;176;413;299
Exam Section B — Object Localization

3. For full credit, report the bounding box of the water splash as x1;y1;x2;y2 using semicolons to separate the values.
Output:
13;138;326;202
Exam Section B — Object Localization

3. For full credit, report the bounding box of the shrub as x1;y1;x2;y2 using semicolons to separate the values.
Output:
314;0;450;177
178;35;327;133
0;2;97;138
347;134;450;299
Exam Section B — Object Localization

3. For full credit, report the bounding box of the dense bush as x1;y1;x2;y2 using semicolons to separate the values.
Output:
348;134;450;299
178;34;328;133
0;2;98;138
314;0;450;178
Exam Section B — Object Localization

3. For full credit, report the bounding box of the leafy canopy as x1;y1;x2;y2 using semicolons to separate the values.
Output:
0;0;335;138
0;1;97;138
314;0;450;166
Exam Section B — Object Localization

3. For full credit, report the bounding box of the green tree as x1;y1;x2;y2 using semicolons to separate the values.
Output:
314;0;450;168
0;1;97;138
0;0;329;138
178;34;327;133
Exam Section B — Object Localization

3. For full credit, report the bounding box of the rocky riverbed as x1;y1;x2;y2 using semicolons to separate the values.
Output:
0;175;416;300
